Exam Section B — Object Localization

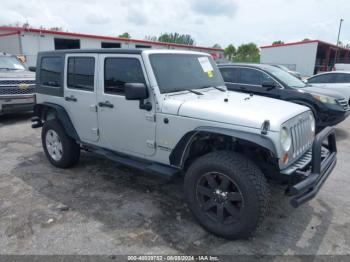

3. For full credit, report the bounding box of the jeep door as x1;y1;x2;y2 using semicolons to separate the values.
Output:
97;54;156;157
63;54;99;142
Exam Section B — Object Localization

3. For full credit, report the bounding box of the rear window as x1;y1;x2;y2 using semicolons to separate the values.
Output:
334;73;350;83
67;57;95;91
40;57;63;87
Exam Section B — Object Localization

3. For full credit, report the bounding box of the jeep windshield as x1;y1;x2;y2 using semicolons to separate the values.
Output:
0;56;25;71
149;54;225;94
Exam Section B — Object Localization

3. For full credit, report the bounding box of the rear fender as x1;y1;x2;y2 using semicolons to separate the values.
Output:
34;103;80;141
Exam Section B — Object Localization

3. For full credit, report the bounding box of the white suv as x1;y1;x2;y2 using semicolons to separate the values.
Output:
32;49;337;239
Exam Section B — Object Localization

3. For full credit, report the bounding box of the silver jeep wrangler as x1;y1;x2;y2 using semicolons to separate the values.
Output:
32;49;337;239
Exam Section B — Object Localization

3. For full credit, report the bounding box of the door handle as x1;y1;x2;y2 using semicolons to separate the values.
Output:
98;101;114;108
65;96;77;102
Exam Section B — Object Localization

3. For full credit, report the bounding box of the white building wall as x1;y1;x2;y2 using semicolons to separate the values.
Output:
20;33;162;66
260;42;318;77
0;31;21;55
1;30;224;66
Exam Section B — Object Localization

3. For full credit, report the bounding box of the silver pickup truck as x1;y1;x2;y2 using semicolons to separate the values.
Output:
0;53;35;114
31;49;337;239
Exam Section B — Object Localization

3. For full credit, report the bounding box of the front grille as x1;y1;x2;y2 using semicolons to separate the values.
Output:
290;114;314;159
0;85;35;95
0;79;35;86
337;98;350;111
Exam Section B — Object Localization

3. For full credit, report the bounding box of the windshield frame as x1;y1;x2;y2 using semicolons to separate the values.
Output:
0;56;26;70
149;53;225;94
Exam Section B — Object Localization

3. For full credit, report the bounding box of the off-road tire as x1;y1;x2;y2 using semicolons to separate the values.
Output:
184;151;270;239
42;119;80;168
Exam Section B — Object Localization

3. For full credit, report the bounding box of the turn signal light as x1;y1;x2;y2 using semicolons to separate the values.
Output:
283;153;289;164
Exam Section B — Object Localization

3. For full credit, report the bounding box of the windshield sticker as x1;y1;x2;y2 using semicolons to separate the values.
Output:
207;71;214;78
198;56;214;73
13;64;24;69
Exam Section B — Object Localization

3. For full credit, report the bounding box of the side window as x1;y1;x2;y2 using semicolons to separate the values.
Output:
219;67;239;83
239;68;271;86
308;74;334;84
67;57;95;91
334;73;350;83
104;58;146;95
40;57;63;87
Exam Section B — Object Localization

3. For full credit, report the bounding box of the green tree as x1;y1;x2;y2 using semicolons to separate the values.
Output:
302;38;310;41
272;40;284;45
144;35;158;41
212;43;222;48
224;44;236;61
235;43;260;63
157;33;195;45
118;32;131;39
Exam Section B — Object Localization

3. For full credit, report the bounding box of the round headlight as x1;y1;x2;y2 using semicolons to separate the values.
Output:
280;127;292;152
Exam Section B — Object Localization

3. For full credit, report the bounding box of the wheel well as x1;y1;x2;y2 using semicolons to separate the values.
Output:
34;104;57;121
34;103;80;142
181;132;279;178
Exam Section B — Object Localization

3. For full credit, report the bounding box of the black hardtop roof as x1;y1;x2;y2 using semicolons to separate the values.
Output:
38;48;143;56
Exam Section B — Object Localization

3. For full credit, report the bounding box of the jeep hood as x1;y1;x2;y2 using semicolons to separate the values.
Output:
162;90;309;131
0;70;35;79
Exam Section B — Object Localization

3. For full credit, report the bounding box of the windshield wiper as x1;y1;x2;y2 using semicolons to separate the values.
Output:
212;86;226;92
187;89;204;95
0;68;19;71
201;85;226;92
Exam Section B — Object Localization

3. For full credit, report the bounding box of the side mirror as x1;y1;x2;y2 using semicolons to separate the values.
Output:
28;66;36;72
125;83;148;100
262;80;276;90
125;83;152;111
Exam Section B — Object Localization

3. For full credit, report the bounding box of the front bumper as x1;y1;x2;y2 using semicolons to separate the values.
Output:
288;126;337;207
318;108;350;127
0;94;35;113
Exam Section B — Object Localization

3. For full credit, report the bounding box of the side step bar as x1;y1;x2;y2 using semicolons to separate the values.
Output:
88;146;180;180
31;116;43;128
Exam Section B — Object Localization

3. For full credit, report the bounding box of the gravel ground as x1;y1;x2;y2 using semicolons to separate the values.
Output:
0;113;350;256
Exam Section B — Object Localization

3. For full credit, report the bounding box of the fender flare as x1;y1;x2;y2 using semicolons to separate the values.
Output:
169;126;277;168
34;103;80;141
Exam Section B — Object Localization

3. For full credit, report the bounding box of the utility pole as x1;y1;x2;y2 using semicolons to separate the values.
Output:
334;18;344;66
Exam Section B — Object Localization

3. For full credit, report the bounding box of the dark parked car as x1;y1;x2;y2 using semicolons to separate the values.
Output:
218;63;350;129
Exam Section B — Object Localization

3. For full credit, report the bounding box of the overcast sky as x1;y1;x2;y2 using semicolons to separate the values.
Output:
0;0;349;48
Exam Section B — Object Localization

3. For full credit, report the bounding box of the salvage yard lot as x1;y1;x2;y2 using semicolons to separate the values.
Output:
0;113;350;255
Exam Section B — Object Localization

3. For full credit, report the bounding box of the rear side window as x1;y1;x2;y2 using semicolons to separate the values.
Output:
333;73;350;83
219;67;239;83
104;58;146;95
40;57;63;87
308;74;335;84
67;57;95;91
